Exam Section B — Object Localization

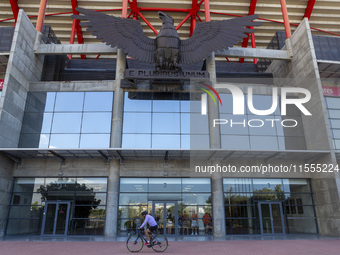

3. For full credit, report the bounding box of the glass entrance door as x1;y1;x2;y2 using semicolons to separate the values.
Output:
152;201;177;236
41;201;70;236
258;202;285;234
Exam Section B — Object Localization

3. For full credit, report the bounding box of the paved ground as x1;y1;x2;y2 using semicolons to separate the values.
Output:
1;239;340;255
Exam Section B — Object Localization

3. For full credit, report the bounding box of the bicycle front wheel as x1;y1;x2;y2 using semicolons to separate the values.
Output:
126;235;144;253
151;234;168;252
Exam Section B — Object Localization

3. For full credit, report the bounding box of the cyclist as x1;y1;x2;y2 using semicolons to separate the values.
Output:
138;211;158;245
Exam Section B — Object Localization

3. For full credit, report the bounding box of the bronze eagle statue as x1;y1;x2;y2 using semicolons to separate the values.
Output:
73;8;261;70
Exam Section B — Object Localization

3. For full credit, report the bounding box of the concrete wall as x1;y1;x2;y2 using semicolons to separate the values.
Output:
0;10;44;147
267;18;340;236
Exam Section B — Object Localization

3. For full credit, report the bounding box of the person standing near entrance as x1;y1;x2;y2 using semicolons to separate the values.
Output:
138;211;158;245
191;211;199;235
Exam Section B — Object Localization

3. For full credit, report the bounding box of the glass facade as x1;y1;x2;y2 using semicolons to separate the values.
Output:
122;92;209;149
118;178;212;236
219;94;306;150
19;92;113;149
325;96;340;150
6;177;107;235
223;178;317;235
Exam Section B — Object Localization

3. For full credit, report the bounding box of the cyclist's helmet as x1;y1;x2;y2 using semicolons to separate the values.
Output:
141;211;148;216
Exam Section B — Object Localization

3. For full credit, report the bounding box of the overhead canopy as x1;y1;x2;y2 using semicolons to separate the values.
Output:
0;148;330;164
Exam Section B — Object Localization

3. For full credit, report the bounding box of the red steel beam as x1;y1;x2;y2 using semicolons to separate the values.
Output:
137;10;158;35
122;0;128;18
176;12;191;30
130;0;138;20
68;19;77;59
304;0;316;20
280;0;292;38
36;0;48;32
71;0;86;59
9;0;19;24
190;0;199;36
204;0;211;21
240;0;257;63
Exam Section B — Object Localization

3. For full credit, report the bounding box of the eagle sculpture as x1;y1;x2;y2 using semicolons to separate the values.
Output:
73;8;261;70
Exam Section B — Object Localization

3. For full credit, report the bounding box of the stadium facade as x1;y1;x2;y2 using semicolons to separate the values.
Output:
0;0;340;239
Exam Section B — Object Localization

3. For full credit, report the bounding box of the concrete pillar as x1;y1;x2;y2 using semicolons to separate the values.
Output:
211;171;225;239
110;49;126;148
0;153;14;237
105;159;120;238
206;52;225;238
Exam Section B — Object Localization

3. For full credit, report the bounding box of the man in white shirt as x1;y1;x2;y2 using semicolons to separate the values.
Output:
138;211;158;245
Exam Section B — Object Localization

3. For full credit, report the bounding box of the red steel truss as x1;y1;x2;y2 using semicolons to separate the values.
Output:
304;0;316;20
9;0;19;24
240;0;258;63
28;0;332;62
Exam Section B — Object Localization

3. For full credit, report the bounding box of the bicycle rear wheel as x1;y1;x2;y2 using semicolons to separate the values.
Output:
151;234;168;252
126;235;143;253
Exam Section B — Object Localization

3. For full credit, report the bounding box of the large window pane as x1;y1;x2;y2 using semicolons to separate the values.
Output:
182;193;211;205
153;100;180;112
124;93;152;112
49;134;80;148
51;113;82;133
149;178;181;192
123;113;151;133
122;134;151;148
152;113;180;133
250;136;279;150
287;218;317;234
79;134;110;148
81;112;111;133
326;97;340;109
223;178;253;193
152;135;180;149
9;206;42;219
120;178;148;193
253;179;283;192
77;178;108;192
6;219;41;235
54;92;84;112
119;193;148;205
84;92;113;111
246;95;280;115
221;135;250;150
220;114;249;135
13;178;45;193
282;179;310;193
182;178;211;192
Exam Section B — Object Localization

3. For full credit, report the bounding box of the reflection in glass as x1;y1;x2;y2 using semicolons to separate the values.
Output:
119;193;148;205
51;113;82;133
81;112;111;133
221;135;250;150
250;136;279;150
153;100;180;112
49;134;80;148
84;92;113;111
152;135;180;149
149;178;181;192
79;134;110;148
182;178;211;192
77;178;108;192
122;134;151;148
120;178;148;193
123;113;151;133
54;92;84;112
152;113;180;133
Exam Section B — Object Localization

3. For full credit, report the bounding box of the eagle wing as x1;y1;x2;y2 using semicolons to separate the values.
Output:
179;15;261;64
73;8;156;63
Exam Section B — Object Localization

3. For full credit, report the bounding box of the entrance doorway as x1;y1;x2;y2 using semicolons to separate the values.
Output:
258;202;285;234
41;201;71;236
152;201;178;236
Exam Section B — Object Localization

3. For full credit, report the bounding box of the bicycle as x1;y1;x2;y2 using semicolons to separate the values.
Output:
126;229;168;253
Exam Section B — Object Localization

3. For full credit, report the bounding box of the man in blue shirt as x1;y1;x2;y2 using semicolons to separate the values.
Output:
138;211;158;245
